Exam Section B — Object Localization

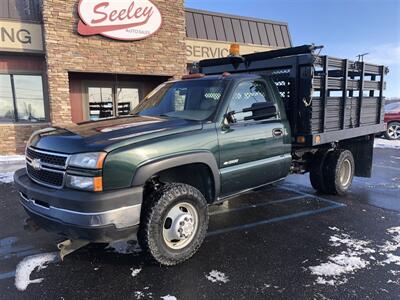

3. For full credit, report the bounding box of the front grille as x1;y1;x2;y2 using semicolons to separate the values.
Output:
26;147;67;167
27;164;64;187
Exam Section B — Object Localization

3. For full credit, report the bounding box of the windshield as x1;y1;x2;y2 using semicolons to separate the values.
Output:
131;79;226;121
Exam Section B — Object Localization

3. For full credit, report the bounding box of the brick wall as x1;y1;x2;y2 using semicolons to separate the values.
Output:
42;0;187;127
0;123;50;155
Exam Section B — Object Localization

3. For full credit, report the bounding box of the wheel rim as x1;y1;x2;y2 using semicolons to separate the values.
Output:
388;124;400;140
162;202;199;250
339;159;352;187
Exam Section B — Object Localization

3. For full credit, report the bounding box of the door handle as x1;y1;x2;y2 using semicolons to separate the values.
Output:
272;128;283;137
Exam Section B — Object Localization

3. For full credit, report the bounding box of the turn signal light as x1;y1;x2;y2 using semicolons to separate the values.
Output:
229;43;240;56
94;177;103;192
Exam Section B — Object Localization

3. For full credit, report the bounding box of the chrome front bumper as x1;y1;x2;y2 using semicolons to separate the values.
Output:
19;192;141;229
14;168;143;242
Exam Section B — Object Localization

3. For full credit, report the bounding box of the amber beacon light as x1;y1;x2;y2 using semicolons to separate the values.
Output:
229;43;240;56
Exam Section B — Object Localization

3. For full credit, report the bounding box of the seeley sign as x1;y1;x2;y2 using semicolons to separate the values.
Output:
77;0;162;41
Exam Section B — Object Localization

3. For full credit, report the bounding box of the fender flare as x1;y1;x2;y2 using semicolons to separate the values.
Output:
132;151;221;197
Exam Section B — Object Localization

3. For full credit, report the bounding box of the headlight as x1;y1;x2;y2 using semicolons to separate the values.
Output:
66;175;103;192
68;152;106;169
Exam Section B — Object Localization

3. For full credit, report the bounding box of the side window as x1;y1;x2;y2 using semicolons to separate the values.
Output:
229;80;275;122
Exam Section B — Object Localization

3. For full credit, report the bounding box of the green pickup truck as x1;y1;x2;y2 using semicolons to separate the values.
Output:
14;45;388;265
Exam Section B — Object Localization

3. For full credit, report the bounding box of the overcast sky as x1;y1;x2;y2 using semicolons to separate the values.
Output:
185;0;400;98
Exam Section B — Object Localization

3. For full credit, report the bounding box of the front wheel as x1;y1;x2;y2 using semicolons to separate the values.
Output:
138;183;208;266
385;121;400;140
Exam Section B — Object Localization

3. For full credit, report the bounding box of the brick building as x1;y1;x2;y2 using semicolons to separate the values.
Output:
0;0;291;154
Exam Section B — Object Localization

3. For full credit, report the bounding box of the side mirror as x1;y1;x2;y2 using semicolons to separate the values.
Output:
243;102;277;121
224;110;237;125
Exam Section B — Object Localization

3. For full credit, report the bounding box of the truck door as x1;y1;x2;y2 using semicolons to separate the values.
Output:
218;79;291;197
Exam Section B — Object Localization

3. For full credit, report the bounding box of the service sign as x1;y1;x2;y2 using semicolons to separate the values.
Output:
77;0;162;40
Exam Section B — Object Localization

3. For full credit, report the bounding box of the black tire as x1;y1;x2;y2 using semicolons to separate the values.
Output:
384;121;400;140
138;183;208;266
323;150;355;195
309;150;329;193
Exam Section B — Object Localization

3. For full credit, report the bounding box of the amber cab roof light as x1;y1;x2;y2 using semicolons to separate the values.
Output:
229;43;241;57
181;73;205;80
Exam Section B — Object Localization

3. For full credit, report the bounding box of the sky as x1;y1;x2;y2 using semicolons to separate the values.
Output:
185;0;400;98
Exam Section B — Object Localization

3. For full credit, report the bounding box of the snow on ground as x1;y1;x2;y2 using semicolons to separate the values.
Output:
378;227;400;266
309;230;375;285
15;252;59;291
309;227;400;286
161;295;177;300
380;227;400;252
0;172;14;184
130;267;142;278
106;240;142;255
374;138;400;149
205;270;229;283
134;290;153;299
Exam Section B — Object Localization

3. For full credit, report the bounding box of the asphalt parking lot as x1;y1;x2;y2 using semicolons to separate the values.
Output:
0;145;399;299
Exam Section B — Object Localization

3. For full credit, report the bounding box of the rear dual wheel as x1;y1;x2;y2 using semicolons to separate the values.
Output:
310;149;355;195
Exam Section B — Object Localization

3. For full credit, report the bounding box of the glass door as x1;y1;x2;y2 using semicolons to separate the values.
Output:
87;86;114;121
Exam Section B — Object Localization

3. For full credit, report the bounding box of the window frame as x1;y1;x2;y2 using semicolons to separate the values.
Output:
0;70;49;124
226;79;280;124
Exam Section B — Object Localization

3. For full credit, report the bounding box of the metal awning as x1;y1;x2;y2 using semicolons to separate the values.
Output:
185;8;292;48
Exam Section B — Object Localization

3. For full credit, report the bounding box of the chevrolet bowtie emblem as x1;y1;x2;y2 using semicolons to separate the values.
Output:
31;159;42;171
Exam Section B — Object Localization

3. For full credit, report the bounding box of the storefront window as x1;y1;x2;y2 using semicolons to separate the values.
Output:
116;88;139;116
14;75;46;122
0;75;14;122
0;74;46;123
86;84;140;121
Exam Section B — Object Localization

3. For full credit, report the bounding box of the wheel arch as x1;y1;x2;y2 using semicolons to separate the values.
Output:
132;151;220;202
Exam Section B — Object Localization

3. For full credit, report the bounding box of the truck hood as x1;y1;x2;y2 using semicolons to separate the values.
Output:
29;116;202;154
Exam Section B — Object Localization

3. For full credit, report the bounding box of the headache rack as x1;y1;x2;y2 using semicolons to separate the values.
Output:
198;45;389;147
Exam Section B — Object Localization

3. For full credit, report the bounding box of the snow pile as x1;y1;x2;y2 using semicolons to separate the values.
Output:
161;295;177;300
130;268;142;278
106;240;142;255
15;252;58;291
205;270;229;283
374;138;400;149
309;229;375;286
0;172;14;184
